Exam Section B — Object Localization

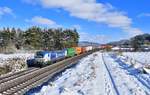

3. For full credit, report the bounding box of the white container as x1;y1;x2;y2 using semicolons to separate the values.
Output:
85;46;93;52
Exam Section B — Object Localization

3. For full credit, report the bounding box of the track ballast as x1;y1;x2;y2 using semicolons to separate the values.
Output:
0;51;95;95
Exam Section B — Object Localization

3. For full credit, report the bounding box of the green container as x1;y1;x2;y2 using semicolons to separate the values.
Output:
67;48;76;57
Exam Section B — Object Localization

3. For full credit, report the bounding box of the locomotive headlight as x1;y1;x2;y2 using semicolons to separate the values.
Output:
44;58;48;62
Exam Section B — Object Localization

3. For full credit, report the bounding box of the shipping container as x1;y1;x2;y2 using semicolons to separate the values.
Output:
81;47;86;53
74;47;82;55
67;48;76;57
46;50;66;62
85;46;93;52
55;50;67;60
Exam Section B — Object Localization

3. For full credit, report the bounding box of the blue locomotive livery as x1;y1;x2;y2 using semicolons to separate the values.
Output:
27;50;67;67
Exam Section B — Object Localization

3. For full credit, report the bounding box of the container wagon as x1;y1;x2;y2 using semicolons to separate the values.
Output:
85;46;93;52
74;47;82;55
81;47;86;53
27;46;91;67
50;50;66;62
66;48;76;57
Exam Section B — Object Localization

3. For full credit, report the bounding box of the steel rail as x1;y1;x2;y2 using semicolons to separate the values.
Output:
0;50;96;95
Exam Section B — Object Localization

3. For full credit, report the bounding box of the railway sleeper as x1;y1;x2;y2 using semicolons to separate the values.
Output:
0;51;96;94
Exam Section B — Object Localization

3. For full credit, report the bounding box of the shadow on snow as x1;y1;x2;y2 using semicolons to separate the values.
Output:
109;54;150;90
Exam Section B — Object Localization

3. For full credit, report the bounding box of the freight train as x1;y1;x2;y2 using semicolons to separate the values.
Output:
27;46;93;67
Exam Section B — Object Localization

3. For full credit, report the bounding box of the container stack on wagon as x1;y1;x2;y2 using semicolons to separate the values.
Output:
81;47;86;53
27;46;95;67
73;47;82;55
67;48;76;57
85;46;93;52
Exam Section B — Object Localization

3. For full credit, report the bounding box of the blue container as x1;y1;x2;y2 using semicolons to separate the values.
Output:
51;50;66;62
57;50;66;57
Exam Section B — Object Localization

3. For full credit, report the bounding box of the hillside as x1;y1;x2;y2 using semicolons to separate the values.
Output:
78;41;100;46
108;33;150;46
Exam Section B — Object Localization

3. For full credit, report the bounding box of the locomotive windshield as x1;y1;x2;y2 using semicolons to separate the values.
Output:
35;52;45;58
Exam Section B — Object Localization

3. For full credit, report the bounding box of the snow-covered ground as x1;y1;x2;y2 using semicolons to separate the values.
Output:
28;52;150;95
0;53;34;66
0;53;34;74
104;53;150;95
122;52;150;65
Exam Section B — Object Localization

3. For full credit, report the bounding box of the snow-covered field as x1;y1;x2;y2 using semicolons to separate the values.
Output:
104;53;150;95
122;52;150;65
27;52;150;95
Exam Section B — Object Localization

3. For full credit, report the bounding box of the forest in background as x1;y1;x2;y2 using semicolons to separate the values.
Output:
108;34;150;51
0;26;79;53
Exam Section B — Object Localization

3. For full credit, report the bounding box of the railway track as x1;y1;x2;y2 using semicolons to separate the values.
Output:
102;53;150;95
0;68;39;84
0;51;95;95
101;53;120;95
0;67;37;79
112;53;150;93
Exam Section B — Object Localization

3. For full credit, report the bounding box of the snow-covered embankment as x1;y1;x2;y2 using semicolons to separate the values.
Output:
30;52;114;95
104;53;150;95
0;53;34;75
28;52;150;95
